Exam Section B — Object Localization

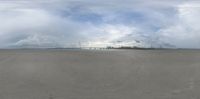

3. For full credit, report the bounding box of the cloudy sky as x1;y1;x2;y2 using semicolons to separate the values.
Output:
0;0;200;48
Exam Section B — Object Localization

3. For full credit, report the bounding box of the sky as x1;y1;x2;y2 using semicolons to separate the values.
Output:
0;0;200;48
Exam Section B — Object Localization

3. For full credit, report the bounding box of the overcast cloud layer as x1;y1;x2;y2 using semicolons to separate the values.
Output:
0;0;199;48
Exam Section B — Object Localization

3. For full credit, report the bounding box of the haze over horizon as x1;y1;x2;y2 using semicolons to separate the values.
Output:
0;0;200;48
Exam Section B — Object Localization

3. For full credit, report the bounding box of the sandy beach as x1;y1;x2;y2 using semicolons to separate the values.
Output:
0;49;199;99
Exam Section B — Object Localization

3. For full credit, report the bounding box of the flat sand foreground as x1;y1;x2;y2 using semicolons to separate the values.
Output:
0;49;200;99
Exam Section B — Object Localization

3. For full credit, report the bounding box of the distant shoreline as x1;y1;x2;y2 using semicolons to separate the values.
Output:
0;47;200;50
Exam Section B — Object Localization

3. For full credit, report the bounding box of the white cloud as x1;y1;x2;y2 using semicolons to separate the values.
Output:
0;7;88;48
158;1;200;48
0;5;138;48
83;24;140;47
0;0;200;48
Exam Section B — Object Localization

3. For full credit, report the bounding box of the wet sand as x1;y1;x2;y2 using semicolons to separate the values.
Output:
0;49;200;99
